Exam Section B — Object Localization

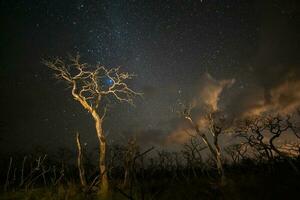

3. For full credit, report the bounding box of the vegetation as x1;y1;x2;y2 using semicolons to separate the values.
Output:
1;55;299;199
0;121;299;199
43;54;140;197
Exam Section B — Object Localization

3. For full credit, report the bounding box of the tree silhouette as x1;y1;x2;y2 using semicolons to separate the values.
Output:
236;114;300;173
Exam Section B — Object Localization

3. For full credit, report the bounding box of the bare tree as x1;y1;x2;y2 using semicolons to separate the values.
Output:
123;137;139;187
44;54;140;196
76;132;87;189
235;117;273;161
181;106;227;183
224;143;248;164
236;114;300;173
182;137;206;177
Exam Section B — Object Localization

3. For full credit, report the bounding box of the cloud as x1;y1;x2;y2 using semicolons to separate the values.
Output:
192;73;235;111
166;128;192;144
166;117;208;144
147;2;300;147
251;1;300;114
166;73;235;144
166;72;300;145
243;79;300;116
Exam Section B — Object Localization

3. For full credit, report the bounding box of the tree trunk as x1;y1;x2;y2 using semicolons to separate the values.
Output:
215;150;225;184
189;119;225;183
92;111;109;197
213;134;225;183
199;133;225;183
123;167;130;187
76;132;87;188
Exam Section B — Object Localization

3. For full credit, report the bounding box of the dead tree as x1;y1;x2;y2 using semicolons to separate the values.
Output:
236;115;300;173
181;106;227;183
123;137;139;187
76;132;87;188
265;115;299;173
235;117;273;161
224;143;248;164
182;137;207;177
207;113;225;179
44;54;140;195
115;146;154;200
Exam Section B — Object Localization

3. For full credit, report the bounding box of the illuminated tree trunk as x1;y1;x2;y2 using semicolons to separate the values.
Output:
214;149;225;184
213;133;225;182
200;134;224;180
76;133;87;188
123;168;130;187
92;111;109;196
45;55;140;197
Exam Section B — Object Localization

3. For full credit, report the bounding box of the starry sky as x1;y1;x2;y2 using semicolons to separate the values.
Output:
1;0;299;153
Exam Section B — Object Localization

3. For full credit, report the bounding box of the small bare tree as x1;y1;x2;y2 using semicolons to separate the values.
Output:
182;137;207;177
123;137;139;187
44;54;140;195
224;143;249;164
76;132;87;189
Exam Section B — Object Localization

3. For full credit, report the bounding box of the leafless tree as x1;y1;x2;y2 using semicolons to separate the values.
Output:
182;137;206;177
123;137;139;187
181;106;227;183
235;117;273;161
115;144;154;200
3;154;66;192
265;115;299;173
76;132;87;188
224;143;248;164
44;54;141;195
107;143;125;178
236;114;300;173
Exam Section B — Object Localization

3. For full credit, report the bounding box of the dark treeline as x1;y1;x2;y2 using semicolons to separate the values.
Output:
0;114;299;200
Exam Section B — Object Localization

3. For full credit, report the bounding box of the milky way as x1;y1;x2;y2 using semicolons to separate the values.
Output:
1;0;299;152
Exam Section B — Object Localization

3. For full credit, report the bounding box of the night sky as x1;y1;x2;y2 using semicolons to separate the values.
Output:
1;0;299;153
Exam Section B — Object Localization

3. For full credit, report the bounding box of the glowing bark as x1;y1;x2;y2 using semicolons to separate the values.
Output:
45;54;140;196
76;133;87;188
